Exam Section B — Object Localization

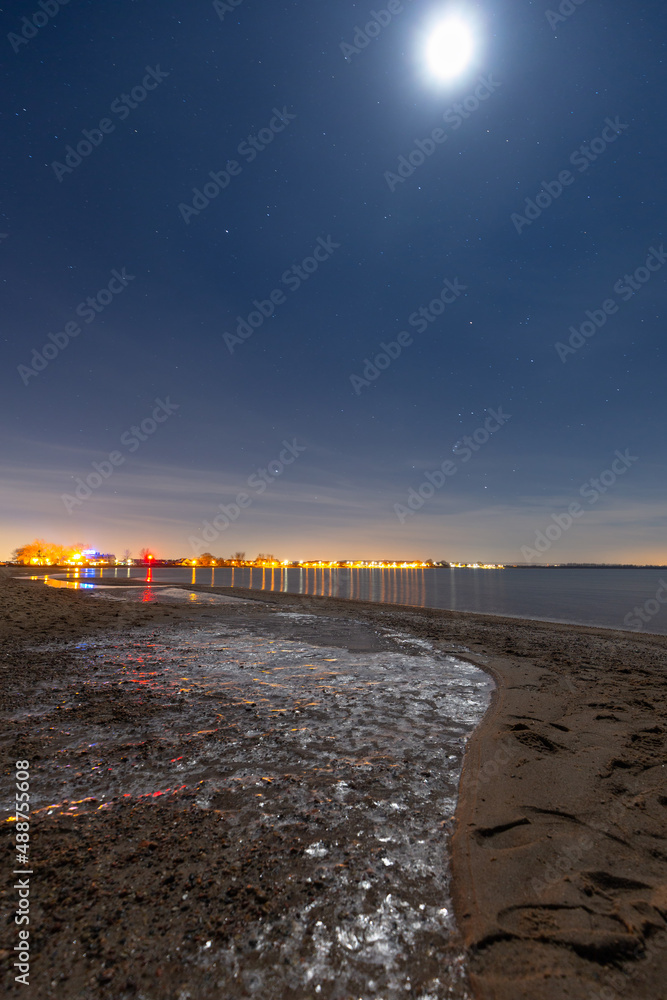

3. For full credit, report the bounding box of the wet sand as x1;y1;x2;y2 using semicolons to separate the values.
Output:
1;568;667;998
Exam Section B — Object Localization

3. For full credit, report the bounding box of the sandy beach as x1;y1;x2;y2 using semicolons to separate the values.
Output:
1;568;666;999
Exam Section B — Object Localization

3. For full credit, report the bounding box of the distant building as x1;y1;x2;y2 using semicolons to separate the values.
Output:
68;550;116;566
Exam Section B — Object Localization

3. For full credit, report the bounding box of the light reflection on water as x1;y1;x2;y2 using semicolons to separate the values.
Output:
36;576;249;604
42;564;667;632
32;576;95;590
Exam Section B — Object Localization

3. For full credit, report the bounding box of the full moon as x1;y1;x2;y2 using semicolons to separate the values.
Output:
425;16;476;81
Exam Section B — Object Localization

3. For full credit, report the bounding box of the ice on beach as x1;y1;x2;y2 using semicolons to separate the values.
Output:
16;617;490;999
88;586;253;604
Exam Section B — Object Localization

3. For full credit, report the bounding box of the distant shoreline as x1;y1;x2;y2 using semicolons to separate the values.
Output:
5;561;667;569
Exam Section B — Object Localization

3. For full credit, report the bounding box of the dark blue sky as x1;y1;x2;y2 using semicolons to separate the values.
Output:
2;0;665;562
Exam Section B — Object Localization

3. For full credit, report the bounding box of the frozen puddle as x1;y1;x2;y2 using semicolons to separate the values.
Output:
88;586;253;604
27;620;492;998
28;576;253;604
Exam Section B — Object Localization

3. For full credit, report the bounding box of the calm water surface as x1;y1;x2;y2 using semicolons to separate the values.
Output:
55;566;667;634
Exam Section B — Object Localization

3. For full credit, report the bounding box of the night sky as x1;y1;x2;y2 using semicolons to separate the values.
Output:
2;0;665;563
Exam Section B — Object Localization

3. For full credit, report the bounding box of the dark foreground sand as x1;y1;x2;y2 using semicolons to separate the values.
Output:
1;569;666;999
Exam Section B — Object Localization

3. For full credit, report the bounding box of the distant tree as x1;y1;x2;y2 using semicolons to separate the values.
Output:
13;539;44;564
255;553;278;565
13;539;74;565
198;552;215;566
138;548;156;564
232;551;245;563
122;549;132;562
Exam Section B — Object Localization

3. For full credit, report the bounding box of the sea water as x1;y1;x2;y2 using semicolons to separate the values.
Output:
52;564;667;634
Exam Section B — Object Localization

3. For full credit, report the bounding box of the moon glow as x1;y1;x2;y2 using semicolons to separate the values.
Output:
425;16;476;81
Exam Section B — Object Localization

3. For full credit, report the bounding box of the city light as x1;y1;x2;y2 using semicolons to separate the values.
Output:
11;545;506;570
449;562;505;569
